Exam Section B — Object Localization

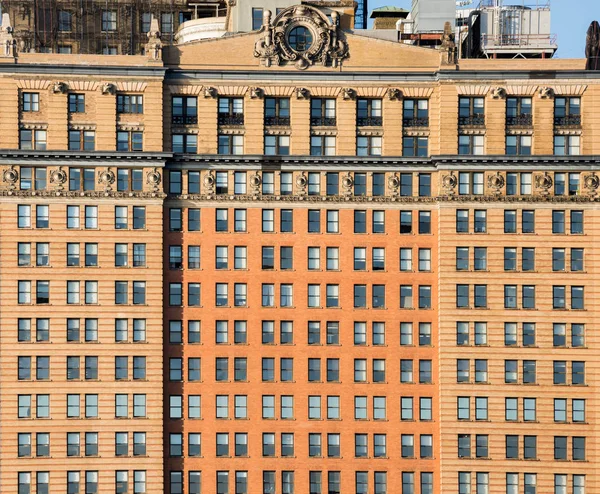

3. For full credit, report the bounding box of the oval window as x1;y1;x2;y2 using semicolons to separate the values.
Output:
288;26;313;52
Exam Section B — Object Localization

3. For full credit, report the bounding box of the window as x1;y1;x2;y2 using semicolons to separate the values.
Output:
403;99;429;126
281;209;293;232
506;96;532;125
567;172;581;195
357;98;382;126
102;10;117;30
251;7;264;29
117;131;143;151
172;134;197;153
554;135;581;155
265;135;290;155
458;172;484;195
171;96;197;124
401;434;414;458
133;207;145;229
117;94;143;114
554;96;581;126
310;98;336;126
458;134;484;155
68;130;95;151
554;436;567;460
357;136;382;156
19;129;46;151
308;210;320;233
22;92;39;112
506;135;532;155
264;97;290;126
218;97;244;125
554;361;567;384
353;174;367;196
419;211;431;234
36;205;49;228
403;136;429;157
420;435;433;458
68;93;85;113
571;210;584;234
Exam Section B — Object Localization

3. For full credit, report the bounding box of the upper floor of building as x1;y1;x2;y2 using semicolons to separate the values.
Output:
0;4;597;159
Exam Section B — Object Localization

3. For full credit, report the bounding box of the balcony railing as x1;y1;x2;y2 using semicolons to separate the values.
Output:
310;117;336;127
218;113;244;126
264;116;291;126
357;116;383;127
554;115;581;127
403;117;429;127
506;114;532;126
172;115;198;125
459;115;485;126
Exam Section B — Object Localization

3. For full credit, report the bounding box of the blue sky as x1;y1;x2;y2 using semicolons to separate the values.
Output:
367;0;598;58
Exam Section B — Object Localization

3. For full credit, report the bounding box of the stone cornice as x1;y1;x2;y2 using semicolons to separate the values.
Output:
0;64;166;77
0;151;597;172
165;69;600;83
169;154;600;171
0;150;170;167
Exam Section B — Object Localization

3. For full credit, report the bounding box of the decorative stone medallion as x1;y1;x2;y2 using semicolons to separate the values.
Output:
254;5;349;70
3;166;18;186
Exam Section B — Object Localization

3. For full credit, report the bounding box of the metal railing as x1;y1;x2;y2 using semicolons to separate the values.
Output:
357;117;383;127
459;115;485;126
264;116;291;126
218;113;244;126
310;117;337;127
172;115;198;125
481;33;557;49
403;117;429;128
554;115;581;127
506;114;532;126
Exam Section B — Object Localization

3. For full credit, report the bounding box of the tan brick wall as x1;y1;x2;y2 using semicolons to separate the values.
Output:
0;191;164;493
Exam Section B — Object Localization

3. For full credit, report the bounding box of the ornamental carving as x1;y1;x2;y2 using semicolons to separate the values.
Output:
145;17;163;61
342;173;353;195
296;172;307;194
296;87;309;100
101;82;116;95
3;166;18;186
52;81;67;94
490;87;506;99
387;88;402;101
250;173;261;193
203;171;215;194
249;87;263;99
488;172;505;192
535;172;553;192
147;168;161;192
387;173;400;196
50;167;67;188
204;86;217;98
584;173;599;192
539;86;555;99
254;5;349;70
342;88;356;100
441;172;457;194
98;169;115;189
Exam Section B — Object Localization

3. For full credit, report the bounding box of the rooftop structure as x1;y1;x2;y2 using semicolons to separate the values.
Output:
411;0;457;33
461;0;557;58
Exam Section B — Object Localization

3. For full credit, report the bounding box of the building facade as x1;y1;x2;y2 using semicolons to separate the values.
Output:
0;4;599;494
